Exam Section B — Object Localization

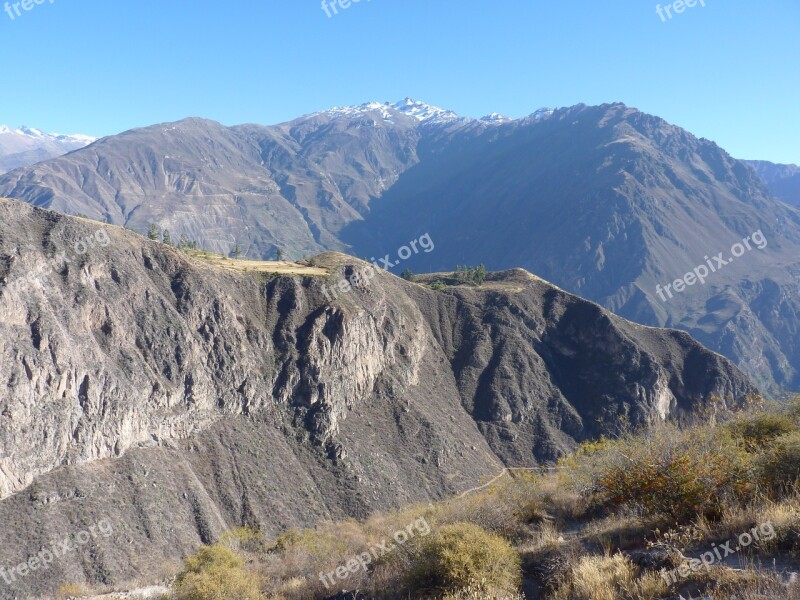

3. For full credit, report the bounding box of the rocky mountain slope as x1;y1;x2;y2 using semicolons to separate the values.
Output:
0;101;797;394
343;104;800;393
0;199;755;597
0;126;95;174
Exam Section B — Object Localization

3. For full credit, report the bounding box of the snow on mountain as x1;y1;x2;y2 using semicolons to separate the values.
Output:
0;125;96;174
318;101;397;122
479;112;512;124
0;125;96;148
316;98;519;127
390;97;463;124
527;108;555;121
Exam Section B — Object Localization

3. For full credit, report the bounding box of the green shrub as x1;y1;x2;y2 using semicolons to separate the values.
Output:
270;525;357;560
181;545;243;574
174;545;262;600
452;265;488;286
758;431;800;494
404;522;521;595
726;412;796;451
218;526;266;553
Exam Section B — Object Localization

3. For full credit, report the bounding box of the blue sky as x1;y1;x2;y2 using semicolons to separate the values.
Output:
1;0;798;163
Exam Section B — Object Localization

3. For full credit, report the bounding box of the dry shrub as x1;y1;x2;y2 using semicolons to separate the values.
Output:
726;412;797;452
581;512;655;553
622;570;670;600
532;471;587;520
754;496;800;554
441;590;525;600
174;544;263;600
57;583;92;599
757;431;800;494
550;553;668;600
551;553;636;600
703;567;800;599
219;525;267;553
527;520;564;550
565;424;753;524
401;522;521;597
693;493;800;557
259;521;372;599
427;471;542;540
362;502;436;544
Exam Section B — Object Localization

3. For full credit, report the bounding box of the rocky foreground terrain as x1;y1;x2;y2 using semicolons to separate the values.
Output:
0;198;758;597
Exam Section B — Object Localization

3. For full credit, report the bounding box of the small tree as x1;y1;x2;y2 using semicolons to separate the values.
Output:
276;248;284;261
401;268;415;282
147;224;160;240
162;230;172;246
473;264;487;286
452;264;488;286
231;243;242;259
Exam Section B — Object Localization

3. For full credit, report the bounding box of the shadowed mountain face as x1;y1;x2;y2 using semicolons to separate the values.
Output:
745;159;800;207
0;102;798;391
343;104;800;392
0;200;755;597
0;112;428;260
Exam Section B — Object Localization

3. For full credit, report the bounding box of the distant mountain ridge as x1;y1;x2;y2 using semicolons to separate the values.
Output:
744;159;800;207
0;100;799;391
0;125;95;174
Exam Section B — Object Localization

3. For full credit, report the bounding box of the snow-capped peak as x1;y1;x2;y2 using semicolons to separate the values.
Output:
321;101;396;121
391;98;462;125
52;132;97;144
528;108;555;120
479;112;512;124
0;125;97;174
0;125;96;145
17;126;47;139
316;98;464;126
314;99;549;128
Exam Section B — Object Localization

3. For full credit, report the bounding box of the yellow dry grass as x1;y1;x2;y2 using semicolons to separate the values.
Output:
183;249;329;276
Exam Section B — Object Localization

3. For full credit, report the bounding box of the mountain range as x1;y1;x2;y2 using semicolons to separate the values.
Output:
0;199;755;597
744;159;800;207
0;126;94;174
0;100;798;393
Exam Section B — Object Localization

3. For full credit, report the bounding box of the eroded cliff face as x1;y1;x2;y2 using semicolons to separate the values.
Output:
0;230;428;500
0;199;756;597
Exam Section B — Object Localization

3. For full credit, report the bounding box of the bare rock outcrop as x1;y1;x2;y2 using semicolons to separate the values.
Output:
0;199;756;597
